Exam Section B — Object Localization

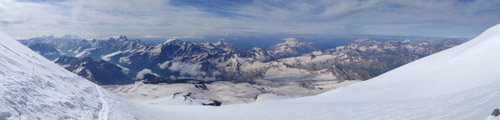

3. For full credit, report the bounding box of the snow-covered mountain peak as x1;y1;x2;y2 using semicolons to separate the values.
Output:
118;35;128;40
132;23;500;120
250;47;263;52
164;38;184;45
60;34;81;40
266;38;315;58
161;39;198;50
213;40;228;46
273;38;312;49
279;38;300;46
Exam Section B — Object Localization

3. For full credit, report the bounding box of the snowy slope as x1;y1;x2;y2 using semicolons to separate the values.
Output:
0;32;150;120
139;24;500;119
3;21;499;119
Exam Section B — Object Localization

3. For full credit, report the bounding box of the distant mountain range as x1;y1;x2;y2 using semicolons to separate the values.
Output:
19;35;467;85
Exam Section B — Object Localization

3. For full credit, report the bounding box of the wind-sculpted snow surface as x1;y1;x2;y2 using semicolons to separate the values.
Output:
138;24;500;119
0;32;149;119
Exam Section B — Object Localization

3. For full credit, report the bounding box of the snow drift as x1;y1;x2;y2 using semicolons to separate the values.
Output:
139;24;500;119
0;32;150;119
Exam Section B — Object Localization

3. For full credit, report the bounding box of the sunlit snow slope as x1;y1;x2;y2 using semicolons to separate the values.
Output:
0;32;150;120
141;24;500;119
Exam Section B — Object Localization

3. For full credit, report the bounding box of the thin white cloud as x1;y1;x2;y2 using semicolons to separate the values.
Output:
1;0;500;39
158;61;207;76
136;68;159;79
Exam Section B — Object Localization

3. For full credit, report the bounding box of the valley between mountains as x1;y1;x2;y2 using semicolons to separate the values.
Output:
20;35;466;105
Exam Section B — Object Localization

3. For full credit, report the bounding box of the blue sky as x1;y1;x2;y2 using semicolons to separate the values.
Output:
1;0;500;39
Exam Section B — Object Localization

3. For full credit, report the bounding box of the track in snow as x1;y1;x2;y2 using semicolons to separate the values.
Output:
96;85;109;120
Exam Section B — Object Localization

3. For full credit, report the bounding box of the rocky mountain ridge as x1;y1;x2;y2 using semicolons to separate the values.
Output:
55;56;134;85
20;36;467;84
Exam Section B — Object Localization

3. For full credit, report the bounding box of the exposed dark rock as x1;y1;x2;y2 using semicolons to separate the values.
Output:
492;109;500;117
202;100;222;106
141;74;168;84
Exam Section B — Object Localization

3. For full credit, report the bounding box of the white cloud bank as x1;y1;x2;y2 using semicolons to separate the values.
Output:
136;69;159;79
158;61;207;76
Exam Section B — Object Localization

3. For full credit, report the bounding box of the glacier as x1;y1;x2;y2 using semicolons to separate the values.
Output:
2;22;500;119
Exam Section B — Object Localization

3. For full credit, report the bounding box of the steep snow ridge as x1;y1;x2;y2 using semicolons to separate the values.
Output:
138;23;500;119
75;48;96;58
0;32;148;119
102;50;125;61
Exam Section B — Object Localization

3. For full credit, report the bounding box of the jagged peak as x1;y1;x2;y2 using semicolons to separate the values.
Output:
27;34;81;41
353;38;370;43
272;38;311;49
165;38;181;44
118;35;128;40
213;40;229;46
282;40;299;45
282;37;297;42
107;37;116;41
161;39;195;47
61;34;81;39
251;47;263;50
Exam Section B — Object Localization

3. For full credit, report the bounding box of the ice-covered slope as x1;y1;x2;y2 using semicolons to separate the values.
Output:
141;24;500;119
0;32;150;119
